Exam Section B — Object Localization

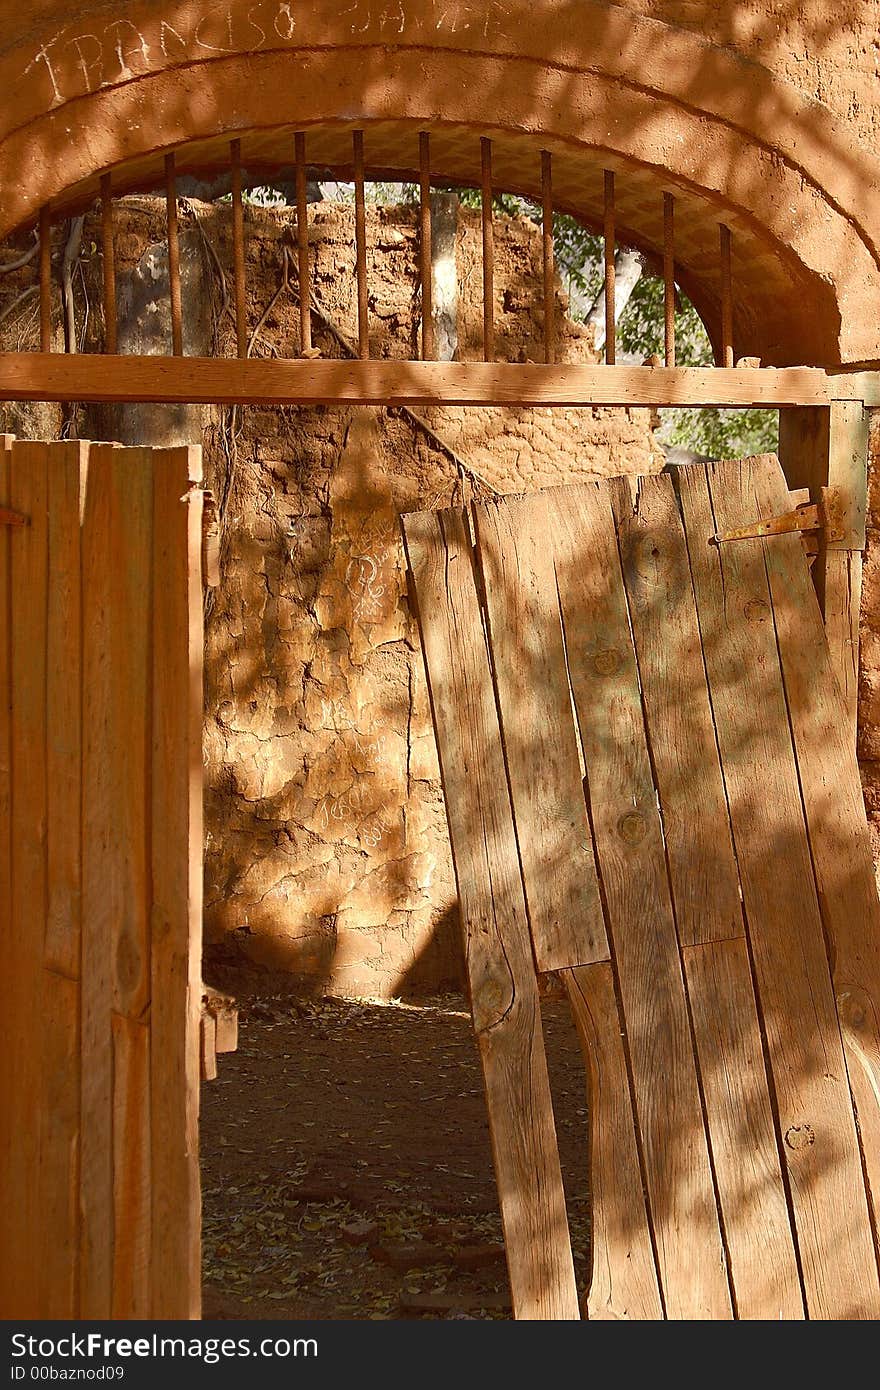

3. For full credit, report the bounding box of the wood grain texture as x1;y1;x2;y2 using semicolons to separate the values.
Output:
676;457;880;1319
749;453;880;1261
0;437;12;1307
473;494;608;971
38;973;80;1316
562;963;663;1320
150;446;203;1320
2;441;49;1317
80;444;117;1318
611;472;741;947
111;1015;151;1318
0;356;859;408
402;507;579;1320
548;481;731;1320
683;938;804;1319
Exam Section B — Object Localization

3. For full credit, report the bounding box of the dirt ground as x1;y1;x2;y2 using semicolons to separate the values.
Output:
200;988;590;1319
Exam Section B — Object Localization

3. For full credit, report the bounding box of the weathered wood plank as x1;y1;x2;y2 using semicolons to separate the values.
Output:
2;441;49;1317
611;472;742;946
150;447;203;1320
0;436;12;1311
822;549;861;730
562;963;663;1320
39;440;86;1318
111;1015;151;1318
38;972;80;1316
473;494;608;971
548;482;731;1321
676;457;880;1319
402;506;579;1320
683;938;804;1319
0;355;861;409
80;443;117;1318
750;453;880;1261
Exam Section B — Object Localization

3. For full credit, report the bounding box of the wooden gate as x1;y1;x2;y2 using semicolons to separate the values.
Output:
403;454;880;1320
0;438;204;1319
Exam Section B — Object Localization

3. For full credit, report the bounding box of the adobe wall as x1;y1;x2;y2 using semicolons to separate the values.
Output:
0;197;661;997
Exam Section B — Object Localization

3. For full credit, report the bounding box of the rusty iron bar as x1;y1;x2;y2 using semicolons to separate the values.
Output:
480;137;495;363
165;152;183;356
230;139;247;359
294;132;312;356
541;150;555;365
39;207;52;353
720;223;734;368
419;131;434;361
100;174;117;355
663;192;675;368
604;170;616;366
353;130;369;360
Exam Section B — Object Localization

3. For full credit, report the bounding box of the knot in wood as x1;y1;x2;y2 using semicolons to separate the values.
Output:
743;598;769;624
593;647;621;676
617;811;647;845
785;1124;815;1152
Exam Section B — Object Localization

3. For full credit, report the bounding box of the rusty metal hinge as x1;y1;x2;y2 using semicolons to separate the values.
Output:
0;505;28;527
713;486;845;546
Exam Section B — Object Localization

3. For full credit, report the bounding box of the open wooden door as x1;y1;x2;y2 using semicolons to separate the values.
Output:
0;438;204;1319
403;453;880;1320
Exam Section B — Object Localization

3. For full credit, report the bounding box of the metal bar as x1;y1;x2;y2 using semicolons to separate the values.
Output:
663;192;675;369
0;356;858;409
720;223;733;368
604;170;616;366
481;137;495;363
419;131;434;361
39;207;52;353
353;130;369;361
230;139;247;359
100;174;117;355
541;150;555;366
165;152;183;356
294;132;312;355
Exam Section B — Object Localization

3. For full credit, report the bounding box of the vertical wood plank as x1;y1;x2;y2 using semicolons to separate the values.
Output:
0;435;13;1038
548;482;731;1320
611;473;742;947
39;440;86;1318
473;494;608;970
101;175;117;355
151;446;204;1320
1;441;48;1317
683;939;805;1319
562;963;663;1320
676;458;880;1319
541;150;555;365
480;137;494;363
294;132;312;355
611;470;802;1318
80;443;118;1318
230;140;247;360
419;133;434;362
402;508;579;1320
112;1015;151;1317
749;453;880;1262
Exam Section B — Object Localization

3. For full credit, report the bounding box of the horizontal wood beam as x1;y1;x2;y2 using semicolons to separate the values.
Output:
0;354;875;409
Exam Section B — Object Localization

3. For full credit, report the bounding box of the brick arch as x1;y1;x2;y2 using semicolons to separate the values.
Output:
1;0;878;365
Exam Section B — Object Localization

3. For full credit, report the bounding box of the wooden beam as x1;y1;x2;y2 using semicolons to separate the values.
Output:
480;137;494;363
0;355;869;409
39;209;52;353
419;132;433;362
603;170;615;366
541;151;555;366
663;193;675;368
719;224;734;368
164;154;182;357
100;177;117;356
352;130;369;361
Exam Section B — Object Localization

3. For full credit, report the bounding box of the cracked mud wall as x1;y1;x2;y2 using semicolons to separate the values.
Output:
1;197;663;998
